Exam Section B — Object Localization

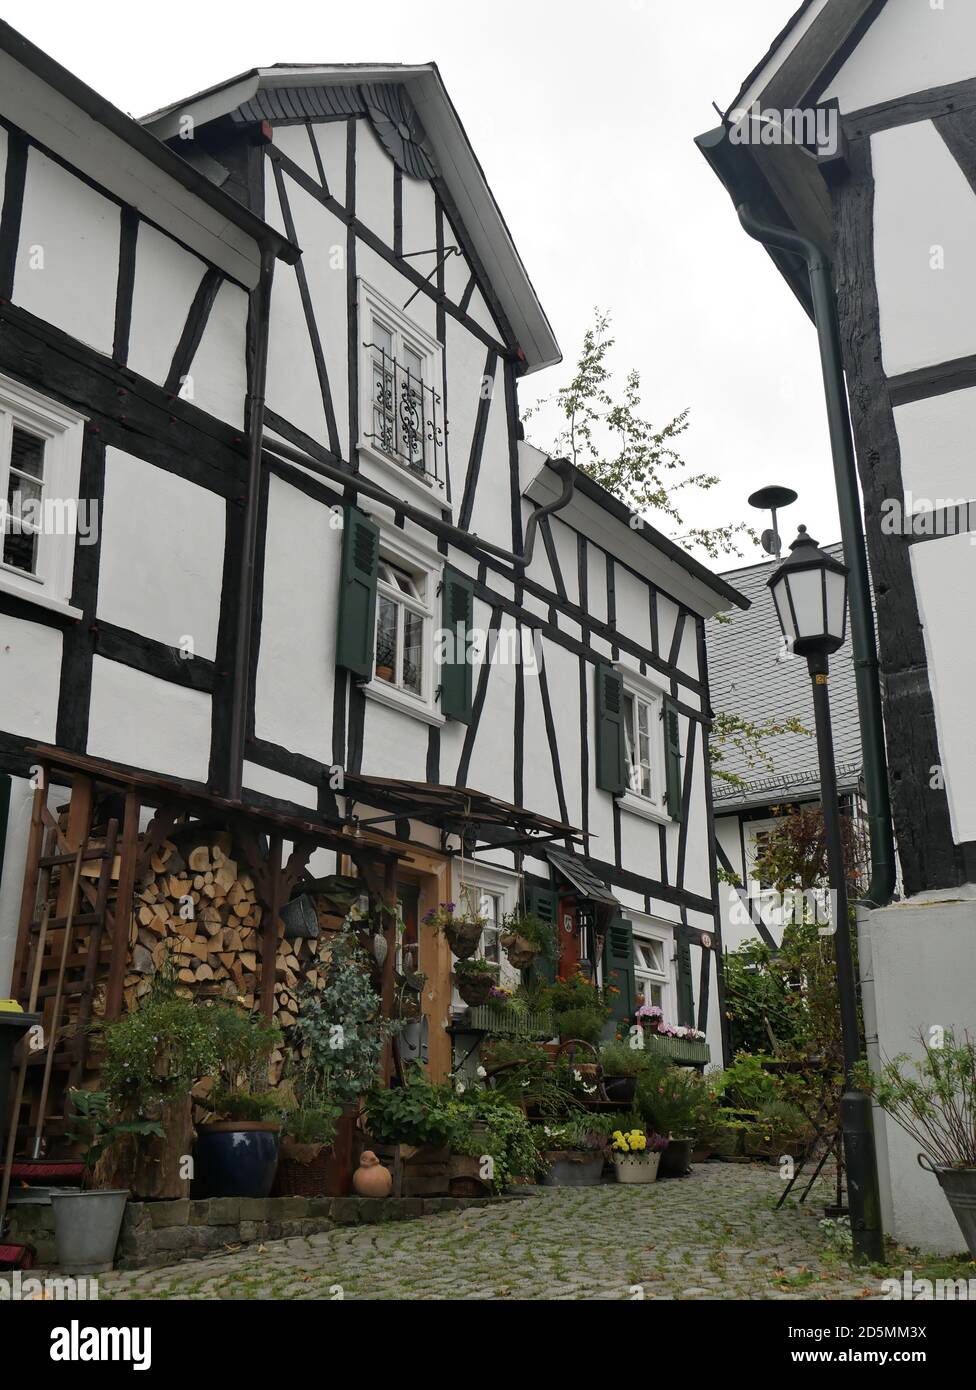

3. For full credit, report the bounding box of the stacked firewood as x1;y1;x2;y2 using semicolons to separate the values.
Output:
112;832;342;1086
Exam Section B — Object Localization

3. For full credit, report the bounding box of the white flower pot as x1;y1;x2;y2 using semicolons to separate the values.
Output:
612;1151;662;1184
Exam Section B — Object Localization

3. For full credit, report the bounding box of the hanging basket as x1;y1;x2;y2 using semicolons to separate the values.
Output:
501;932;542;970
443;918;484;960
456;972;496;1007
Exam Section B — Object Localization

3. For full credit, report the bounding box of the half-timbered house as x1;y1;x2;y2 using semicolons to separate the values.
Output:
698;0;976;1249
0;23;747;1117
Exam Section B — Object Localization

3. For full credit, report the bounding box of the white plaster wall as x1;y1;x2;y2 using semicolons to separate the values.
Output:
0;613;61;740
310;122;347;200
823;0;976;114
356;240;437;342
442;316;485;509
464;606;516;802
543;638;584;831
399;166;436;261
872;121;976;378
355;121;394;248
909;533;976;842
87;656;212;782
272;125;321;183
360;698;429;785
97;448;224;659
614;565;654;654
14;148;119;356
618;808;663;885
546;515;581;609
127;222;205;386
894;386;976;508
859;897;976;1252
187;280;249;429
521;653;561;825
242;760;318;811
254;474;337;765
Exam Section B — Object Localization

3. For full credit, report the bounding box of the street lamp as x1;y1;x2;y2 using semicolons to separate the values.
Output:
768;526;885;1263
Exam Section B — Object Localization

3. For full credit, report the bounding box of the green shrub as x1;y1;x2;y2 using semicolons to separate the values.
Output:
599;1039;652;1077
556;1008;606;1045
364;1073;457;1148
205;1089;285;1123
282;1103;342;1146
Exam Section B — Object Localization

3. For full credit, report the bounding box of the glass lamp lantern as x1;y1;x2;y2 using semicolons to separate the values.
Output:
768;526;849;658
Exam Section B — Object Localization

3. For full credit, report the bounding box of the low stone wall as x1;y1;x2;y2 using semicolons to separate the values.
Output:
8;1192;514;1271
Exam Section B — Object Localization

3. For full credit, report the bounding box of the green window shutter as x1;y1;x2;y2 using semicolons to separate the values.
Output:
439;567;475;723
335;506;380;678
595;665;626;795
675;933;694;1027
664;697;683;820
526;884;558;986
605;914;636;1026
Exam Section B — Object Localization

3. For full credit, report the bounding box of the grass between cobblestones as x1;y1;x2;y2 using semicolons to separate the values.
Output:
100;1163;976;1302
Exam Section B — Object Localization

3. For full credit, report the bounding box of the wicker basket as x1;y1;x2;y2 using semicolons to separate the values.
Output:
275;1141;343;1198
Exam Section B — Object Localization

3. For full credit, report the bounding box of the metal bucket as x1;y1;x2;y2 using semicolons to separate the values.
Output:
50;1189;129;1274
920;1156;976;1258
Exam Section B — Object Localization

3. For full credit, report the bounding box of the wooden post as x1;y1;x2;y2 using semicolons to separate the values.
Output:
380;856;398;1086
11;778;47;1000
260;834;283;1018
105;788;140;1020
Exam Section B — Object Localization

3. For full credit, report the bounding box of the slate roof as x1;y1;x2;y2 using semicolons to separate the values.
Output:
706;544;863;812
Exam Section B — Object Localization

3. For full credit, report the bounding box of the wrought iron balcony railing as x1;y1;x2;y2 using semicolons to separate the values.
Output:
364;343;445;490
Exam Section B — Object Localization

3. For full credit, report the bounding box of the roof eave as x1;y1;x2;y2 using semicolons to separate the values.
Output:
0;24;299;266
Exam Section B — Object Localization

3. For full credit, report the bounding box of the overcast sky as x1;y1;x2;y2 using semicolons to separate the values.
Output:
5;0;840;575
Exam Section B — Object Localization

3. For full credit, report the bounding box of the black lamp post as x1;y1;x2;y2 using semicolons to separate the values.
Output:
768;526;885;1264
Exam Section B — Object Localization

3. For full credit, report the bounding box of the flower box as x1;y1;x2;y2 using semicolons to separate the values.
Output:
643;1033;711;1065
464;1005;554;1038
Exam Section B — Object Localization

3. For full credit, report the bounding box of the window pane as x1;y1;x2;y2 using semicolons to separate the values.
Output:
403;345;423;380
402;608;423;695
373;323;394;357
10;428;45;481
637;699;649;735
375;595;398;682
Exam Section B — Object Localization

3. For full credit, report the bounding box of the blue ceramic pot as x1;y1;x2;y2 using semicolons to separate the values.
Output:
194;1123;280;1198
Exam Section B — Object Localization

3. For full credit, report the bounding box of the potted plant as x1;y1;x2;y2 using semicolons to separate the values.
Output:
52;1089;163;1274
610;1125;668;1183
500;909;556;970
536;1119;607;1187
555;1007;606;1046
635;1060;702;1177
292;926;402;1196
364;1072;459;1195
423;899;485;960
276;1100;343;1196
193;1004;283;1199
599;1038;651;1104
454;957;499;1007
856;1029;976;1258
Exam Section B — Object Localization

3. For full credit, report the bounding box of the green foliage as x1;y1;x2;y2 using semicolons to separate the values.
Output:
294;925;401;1105
556;1008;606;1045
99;970;221;1116
206;1089;285;1123
500;910;557;958
752;802;868;896
542;969;610;1018
524;310;755;559
448;1090;538;1192
65;1088;165;1173
635;1061;711;1141
599;1038;653;1077
709;712;810;792
751;1098;815;1149
205;1003;282;1095
364;1072;458;1149
723;939;801;1055
719;1051;782;1112
281;1102;342;1146
454;957;499;977
482;1042;580;1117
855;1028;976;1169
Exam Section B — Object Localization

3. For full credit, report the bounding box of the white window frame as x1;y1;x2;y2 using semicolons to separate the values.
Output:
362;523;445;727
451;863;521;1009
629;912;676;1022
744;816;781;895
0;374;86;618
617;667;669;824
358;280;445;509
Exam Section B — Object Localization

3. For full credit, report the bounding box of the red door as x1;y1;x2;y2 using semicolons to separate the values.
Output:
558;897;581;980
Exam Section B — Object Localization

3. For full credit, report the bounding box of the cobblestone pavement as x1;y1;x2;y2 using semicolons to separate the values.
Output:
101;1163;885;1301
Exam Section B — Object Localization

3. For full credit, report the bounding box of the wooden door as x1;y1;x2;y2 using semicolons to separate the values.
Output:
558;896;581;980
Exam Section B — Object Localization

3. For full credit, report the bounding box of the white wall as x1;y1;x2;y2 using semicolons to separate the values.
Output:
0;614;61;742
859;895;976;1252
910;534;976;843
97;448;225;658
127;222;205;386
894;385;976;509
872;121;976;378
823;0;976;114
13;148;119;356
87;656;212;782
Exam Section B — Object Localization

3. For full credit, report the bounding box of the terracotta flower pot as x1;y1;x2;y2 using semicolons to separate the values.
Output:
353;1150;393;1199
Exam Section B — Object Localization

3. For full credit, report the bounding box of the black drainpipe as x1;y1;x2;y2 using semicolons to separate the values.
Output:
227;242;276;802
737;204;896;910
